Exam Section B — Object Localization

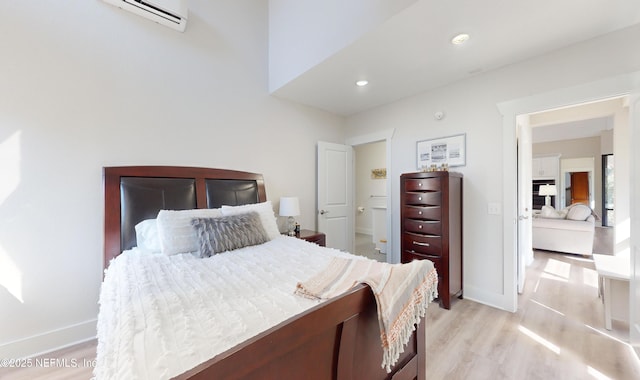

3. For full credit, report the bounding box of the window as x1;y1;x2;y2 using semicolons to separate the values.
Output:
602;154;614;227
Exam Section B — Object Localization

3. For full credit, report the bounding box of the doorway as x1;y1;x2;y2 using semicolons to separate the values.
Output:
345;129;395;263
499;76;639;351
568;171;590;205
558;157;596;211
499;89;635;313
354;141;387;262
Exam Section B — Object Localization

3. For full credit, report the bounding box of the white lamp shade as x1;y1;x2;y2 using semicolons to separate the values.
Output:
539;184;557;196
279;197;300;217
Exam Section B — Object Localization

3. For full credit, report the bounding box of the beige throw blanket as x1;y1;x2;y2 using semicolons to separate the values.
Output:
295;257;438;372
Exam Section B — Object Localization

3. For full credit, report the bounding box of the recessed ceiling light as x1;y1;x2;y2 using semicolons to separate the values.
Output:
451;33;470;45
355;80;369;87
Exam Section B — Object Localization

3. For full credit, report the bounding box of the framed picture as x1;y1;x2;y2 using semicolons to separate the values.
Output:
416;133;466;169
371;168;386;179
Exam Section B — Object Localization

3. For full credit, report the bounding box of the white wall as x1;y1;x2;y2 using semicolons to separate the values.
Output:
529;98;624;126
614;105;631;255
602;129;614;154
0;1;345;358
268;0;416;92
345;24;640;310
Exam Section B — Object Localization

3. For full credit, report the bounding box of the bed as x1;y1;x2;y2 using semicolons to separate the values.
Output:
98;165;429;380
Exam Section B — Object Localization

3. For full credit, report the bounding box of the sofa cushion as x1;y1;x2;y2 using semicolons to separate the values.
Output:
539;205;567;219
533;217;594;232
566;204;592;221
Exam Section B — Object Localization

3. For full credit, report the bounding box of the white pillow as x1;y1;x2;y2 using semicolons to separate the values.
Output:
221;201;280;240
157;208;223;255
134;219;161;253
539;205;566;219
566;204;592;221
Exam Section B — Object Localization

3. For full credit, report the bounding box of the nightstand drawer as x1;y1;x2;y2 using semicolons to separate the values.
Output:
296;229;326;247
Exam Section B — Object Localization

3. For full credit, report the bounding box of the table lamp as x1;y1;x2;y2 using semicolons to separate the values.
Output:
539;184;557;207
279;197;300;236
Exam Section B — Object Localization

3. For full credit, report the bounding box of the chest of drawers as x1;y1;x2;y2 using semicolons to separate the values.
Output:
400;171;463;309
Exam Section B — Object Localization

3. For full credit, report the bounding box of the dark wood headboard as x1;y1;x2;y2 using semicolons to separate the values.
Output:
103;166;267;267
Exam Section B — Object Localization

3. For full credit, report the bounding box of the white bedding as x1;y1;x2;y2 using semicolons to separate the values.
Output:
93;236;359;380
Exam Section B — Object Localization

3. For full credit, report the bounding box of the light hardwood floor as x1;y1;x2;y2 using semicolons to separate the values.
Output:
425;249;639;379
3;230;638;379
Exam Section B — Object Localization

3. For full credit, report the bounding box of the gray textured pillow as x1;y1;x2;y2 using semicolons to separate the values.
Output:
191;212;268;257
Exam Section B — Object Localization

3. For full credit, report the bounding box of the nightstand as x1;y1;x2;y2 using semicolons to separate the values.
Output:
295;229;326;247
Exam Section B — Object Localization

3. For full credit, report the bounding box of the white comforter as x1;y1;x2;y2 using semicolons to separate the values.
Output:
93;236;358;380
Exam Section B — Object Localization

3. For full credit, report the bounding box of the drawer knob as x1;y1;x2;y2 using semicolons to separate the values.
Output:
418;225;422;229
418;183;422;187
418;196;422;201
413;241;430;247
418;211;423;215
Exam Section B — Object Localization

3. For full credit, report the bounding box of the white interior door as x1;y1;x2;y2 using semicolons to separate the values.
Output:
517;115;534;293
317;141;354;253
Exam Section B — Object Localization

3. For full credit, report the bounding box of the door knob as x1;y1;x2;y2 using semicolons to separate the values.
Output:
319;210;329;215
518;215;529;220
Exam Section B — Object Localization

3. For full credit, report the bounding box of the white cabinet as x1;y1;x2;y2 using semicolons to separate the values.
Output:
532;156;559;179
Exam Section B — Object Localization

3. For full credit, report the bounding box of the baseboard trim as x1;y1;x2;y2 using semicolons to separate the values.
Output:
356;227;373;235
0;319;97;359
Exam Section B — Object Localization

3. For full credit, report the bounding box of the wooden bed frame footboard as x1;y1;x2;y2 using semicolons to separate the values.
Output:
103;166;425;380
176;283;425;380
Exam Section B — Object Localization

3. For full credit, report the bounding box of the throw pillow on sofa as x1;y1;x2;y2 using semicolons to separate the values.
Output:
539;205;567;219
566;204;592;221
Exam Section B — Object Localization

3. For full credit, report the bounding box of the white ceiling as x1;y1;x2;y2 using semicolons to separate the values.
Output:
529;96;625;143
532;116;613;144
272;0;640;116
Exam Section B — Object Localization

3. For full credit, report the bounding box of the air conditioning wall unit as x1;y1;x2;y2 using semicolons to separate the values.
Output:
103;0;188;32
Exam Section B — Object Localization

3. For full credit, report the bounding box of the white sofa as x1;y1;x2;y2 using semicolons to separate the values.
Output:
532;204;596;255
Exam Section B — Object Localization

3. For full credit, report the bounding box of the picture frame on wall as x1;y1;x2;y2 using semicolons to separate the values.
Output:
371;168;387;179
416;133;466;169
